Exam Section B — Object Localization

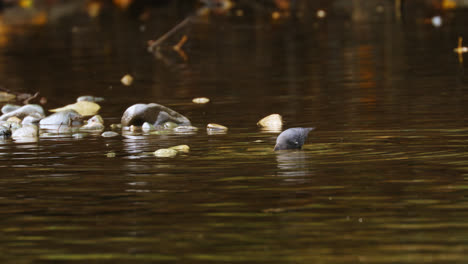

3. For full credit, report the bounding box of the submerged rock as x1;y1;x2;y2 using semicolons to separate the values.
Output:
0;104;45;121
1;104;20;114
121;103;191;127
174;126;198;133
76;95;105;103
168;145;190;153
154;148;178;158
39;110;83;127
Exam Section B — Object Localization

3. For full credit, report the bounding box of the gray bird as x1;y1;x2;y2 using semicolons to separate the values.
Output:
274;127;315;151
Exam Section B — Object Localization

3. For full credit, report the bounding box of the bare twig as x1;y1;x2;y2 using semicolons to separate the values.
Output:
147;16;192;52
23;92;40;104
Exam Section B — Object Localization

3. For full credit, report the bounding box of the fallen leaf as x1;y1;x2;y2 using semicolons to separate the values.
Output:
49;101;100;116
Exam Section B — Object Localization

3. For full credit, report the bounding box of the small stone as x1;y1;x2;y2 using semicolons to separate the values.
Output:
106;152;116;158
76;95;105;103
7;116;21;124
174;126;198;133
257;114;283;131
163;121;178;129
130;125;138;132
168;145;190;153
81;115;104;130
154;148;178;158
110;123;122;130
72;133;86;139
142;122;155;132
207;123;228;131
101;131;119;137
192;97;210;104
121;74;134;86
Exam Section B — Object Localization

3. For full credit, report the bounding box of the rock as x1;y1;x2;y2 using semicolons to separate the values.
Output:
12;125;38;140
101;131;119;137
174;126;198;133
0;92;16;102
207;123;228;131
72;133;87;139
110;123;122;130
39;110;83;127
257;114;283;131
168;145;190;153
1;104;20;114
121;103;191;127
76;95;105;103
49;101;100;116
192;97;210;104
81;115;104;130
21;113;43;125
0;104;45;121
163;121;178;129
7;116;21;124
154;148;178;158
142;122;155;132
106;152;116;158
121;74;133;86
0;126;12;139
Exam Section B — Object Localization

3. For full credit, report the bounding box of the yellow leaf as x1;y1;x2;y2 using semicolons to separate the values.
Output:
49;101;100;116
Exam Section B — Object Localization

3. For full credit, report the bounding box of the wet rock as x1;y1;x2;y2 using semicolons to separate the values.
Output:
1;104;20;114
76;95;105;103
121;103;191;127
39;110;83;127
21;113;43;125
12;125;38;140
101;131;119;137
7;116;21;124
168;145;190;153
0;126;12;139
257;114;283;131
274;127;315;151
163;121;178;129
207;123;228;131
49;101;100;116
110;123;122;130
174;126;198;133
142;122;155;132
121;74;133;86
192;97;210;104
0;104;45;121
81;115;104;130
154;148;178;158
72;133;87;139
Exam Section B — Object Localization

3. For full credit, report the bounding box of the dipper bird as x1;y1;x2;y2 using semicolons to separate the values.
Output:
274;127;315;151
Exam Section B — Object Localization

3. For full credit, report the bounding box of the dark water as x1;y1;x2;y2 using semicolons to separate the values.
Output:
1;1;468;263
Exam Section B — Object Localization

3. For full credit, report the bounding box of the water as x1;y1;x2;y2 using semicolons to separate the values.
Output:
1;1;468;263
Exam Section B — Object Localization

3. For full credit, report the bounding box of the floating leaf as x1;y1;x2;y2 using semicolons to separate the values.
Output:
49;101;100;116
154;148;178;158
0;92;16;102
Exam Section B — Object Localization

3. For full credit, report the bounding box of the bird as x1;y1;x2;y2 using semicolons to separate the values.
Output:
274;127;315;151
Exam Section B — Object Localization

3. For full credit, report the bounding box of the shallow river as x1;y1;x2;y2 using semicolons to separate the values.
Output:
1;1;468;263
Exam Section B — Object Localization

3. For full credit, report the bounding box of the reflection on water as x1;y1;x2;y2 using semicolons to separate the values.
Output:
0;0;468;263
